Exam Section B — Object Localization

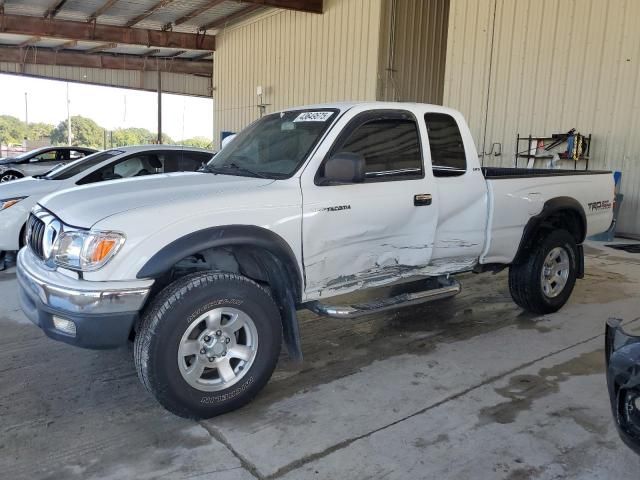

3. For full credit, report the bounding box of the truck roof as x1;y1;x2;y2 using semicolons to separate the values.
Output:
277;101;461;116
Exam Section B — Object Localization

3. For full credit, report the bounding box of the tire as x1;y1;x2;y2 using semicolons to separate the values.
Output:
0;172;23;183
508;229;578;315
134;271;282;419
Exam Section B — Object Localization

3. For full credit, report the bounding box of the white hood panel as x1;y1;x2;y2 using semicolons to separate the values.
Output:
40;172;275;227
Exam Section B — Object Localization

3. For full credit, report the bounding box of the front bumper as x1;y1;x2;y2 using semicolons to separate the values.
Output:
17;248;154;349
605;318;640;455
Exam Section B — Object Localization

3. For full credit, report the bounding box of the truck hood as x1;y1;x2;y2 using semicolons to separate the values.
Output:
40;172;275;227
0;176;59;199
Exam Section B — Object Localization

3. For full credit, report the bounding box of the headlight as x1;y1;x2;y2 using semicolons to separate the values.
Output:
53;230;125;271
0;197;26;211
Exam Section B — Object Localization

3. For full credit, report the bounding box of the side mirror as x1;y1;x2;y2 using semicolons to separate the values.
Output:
322;152;365;185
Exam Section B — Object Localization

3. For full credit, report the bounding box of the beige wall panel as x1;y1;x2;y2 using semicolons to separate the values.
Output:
377;0;449;104
444;0;640;234
212;0;383;147
442;0;495;148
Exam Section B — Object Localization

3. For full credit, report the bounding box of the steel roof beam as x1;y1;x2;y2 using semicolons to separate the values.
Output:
45;0;70;18
0;13;215;50
241;0;322;14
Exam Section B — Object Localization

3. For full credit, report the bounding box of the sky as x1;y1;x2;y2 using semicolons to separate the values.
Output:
0;73;213;141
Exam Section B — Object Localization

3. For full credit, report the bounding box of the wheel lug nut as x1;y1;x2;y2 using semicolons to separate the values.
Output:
200;348;206;354
225;337;231;344
204;335;211;342
208;357;214;362
216;330;222;337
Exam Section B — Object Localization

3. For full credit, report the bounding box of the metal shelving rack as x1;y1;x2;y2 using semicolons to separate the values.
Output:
515;132;592;170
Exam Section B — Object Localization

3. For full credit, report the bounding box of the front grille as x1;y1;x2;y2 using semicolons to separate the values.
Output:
27;213;46;259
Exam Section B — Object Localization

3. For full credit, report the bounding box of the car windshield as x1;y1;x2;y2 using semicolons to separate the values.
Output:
11;148;48;161
205;109;339;178
43;150;122;180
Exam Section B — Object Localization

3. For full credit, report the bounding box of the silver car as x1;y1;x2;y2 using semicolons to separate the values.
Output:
0;146;98;182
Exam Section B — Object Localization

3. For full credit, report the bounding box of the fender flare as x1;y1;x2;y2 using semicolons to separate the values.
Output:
0;169;24;179
137;225;302;296
513;196;586;266
136;225;304;362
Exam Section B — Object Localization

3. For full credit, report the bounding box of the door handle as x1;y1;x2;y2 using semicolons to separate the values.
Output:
414;194;432;206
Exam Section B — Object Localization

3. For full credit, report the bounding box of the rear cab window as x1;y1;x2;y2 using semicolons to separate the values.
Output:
424;112;467;177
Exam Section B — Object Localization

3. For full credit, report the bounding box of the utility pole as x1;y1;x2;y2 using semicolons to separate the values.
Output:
157;68;162;144
24;92;28;126
66;83;71;146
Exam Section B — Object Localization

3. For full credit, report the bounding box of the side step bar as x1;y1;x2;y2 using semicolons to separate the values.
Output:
306;279;461;319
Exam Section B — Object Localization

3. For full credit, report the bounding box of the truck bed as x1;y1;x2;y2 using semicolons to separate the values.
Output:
480;166;614;266
482;167;611;179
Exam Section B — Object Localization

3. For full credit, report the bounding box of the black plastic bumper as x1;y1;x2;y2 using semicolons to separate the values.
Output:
19;282;139;349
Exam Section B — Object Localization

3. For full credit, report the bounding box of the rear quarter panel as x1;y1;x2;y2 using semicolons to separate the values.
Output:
481;172;614;264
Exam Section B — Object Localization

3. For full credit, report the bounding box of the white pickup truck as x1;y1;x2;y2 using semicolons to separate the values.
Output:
17;102;614;419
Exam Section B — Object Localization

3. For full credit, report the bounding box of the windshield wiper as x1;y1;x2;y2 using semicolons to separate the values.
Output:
203;163;268;179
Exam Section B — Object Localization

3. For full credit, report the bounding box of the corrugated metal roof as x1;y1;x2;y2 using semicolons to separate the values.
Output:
1;0;264;33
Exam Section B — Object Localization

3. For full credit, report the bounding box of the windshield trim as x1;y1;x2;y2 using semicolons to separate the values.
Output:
207;108;342;180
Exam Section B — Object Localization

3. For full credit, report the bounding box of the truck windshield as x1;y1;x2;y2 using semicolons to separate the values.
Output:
205;109;339;179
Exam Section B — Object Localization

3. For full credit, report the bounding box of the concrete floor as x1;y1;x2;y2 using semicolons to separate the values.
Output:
1;241;640;479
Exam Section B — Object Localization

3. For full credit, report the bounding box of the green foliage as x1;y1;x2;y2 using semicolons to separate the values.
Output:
29;122;55;140
180;136;212;149
107;128;175;147
0;116;55;145
51;116;104;148
1;113;201;149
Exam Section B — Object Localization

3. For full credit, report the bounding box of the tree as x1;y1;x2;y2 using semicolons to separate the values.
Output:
28;122;55;140
180;136;212;149
109;128;174;147
51;116;104;148
0;115;27;145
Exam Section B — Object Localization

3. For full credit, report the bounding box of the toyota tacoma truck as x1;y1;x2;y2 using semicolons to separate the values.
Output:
17;102;614;419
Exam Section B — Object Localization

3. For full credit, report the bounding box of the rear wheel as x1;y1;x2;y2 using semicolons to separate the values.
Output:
509;229;578;314
134;271;282;419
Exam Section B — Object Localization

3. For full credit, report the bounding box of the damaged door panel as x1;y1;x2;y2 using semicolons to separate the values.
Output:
301;109;438;298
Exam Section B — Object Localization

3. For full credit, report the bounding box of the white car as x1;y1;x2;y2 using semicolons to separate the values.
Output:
0;145;213;257
17;102;613;419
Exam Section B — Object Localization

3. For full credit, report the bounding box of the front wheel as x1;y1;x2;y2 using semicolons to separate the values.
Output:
134;272;282;419
508;229;579;314
0;172;23;183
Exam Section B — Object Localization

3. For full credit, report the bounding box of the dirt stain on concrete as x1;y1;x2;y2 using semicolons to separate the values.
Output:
412;433;449;450
478;350;604;427
573;266;634;304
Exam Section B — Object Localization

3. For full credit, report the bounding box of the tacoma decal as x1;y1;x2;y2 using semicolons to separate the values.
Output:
317;205;352;212
588;200;612;211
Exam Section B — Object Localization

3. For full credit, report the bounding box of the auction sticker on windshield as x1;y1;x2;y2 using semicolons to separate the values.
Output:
294;111;333;122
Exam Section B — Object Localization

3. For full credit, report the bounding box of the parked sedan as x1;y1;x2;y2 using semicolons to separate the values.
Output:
0;145;213;265
0;146;98;183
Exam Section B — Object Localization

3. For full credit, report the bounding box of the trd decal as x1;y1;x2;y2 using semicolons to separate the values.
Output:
317;205;352;212
587;200;612;211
